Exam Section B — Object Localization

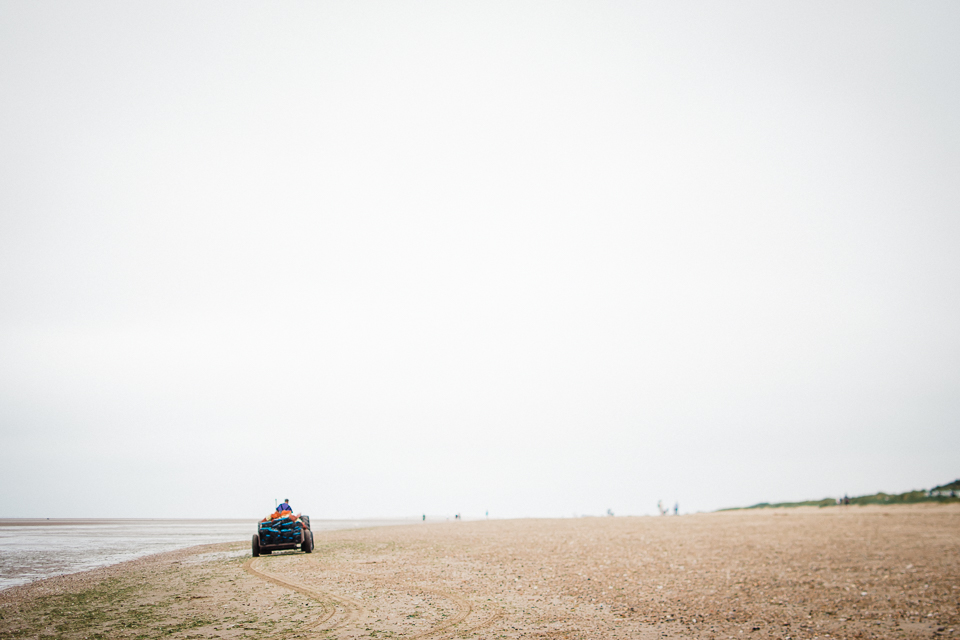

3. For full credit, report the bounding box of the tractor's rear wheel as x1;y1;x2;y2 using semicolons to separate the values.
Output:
251;534;260;557
302;530;313;553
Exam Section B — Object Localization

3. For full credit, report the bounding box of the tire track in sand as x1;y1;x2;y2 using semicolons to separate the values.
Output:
243;556;365;635
311;560;503;639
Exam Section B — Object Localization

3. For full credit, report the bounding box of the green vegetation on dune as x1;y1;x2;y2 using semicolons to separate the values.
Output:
727;498;838;510
720;479;960;511
930;479;960;495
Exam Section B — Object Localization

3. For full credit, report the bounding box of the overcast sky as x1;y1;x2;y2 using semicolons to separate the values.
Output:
1;2;958;519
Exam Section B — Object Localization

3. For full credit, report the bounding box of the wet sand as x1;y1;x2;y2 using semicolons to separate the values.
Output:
1;504;957;639
0;518;410;591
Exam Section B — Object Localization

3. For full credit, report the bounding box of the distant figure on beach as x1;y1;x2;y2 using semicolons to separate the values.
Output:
278;499;291;513
422;514;426;521
673;502;679;516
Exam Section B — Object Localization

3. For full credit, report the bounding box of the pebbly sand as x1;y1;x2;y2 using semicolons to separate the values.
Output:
0;504;957;639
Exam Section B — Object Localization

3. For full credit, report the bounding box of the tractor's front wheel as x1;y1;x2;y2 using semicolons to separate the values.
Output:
251;534;260;557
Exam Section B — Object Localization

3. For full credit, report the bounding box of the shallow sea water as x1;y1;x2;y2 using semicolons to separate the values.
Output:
0;518;411;591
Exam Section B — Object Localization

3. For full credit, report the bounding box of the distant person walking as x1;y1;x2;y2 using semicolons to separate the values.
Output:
673;502;679;516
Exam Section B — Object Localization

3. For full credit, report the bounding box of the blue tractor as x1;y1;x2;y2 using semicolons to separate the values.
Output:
252;515;313;556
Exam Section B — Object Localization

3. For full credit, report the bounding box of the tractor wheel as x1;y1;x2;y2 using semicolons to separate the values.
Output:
302;531;313;553
251;534;260;557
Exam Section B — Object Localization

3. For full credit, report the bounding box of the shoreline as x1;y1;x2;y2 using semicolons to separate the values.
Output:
0;540;243;599
0;518;414;592
1;505;957;639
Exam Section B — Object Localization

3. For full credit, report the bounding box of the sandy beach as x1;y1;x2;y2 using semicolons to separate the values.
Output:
1;504;957;639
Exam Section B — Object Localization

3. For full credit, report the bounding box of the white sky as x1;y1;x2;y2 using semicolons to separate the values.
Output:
1;2;958;519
